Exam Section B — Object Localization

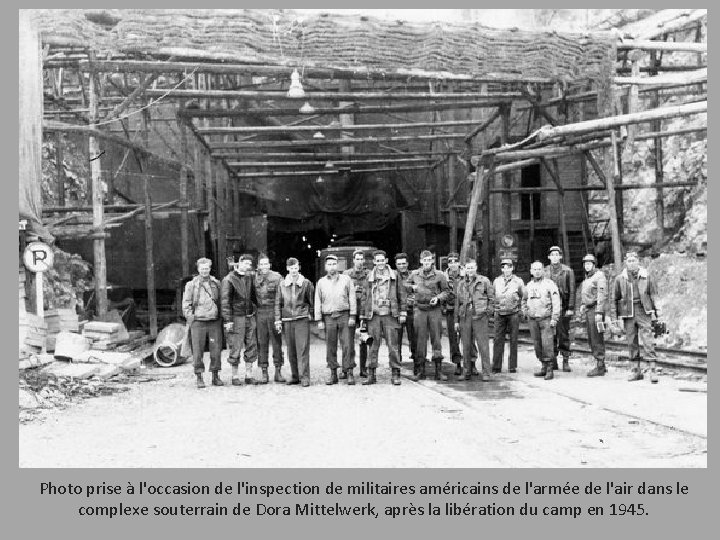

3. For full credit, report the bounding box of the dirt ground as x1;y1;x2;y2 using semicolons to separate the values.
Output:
19;335;707;468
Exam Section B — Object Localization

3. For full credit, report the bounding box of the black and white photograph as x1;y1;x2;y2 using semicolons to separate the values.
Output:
18;8;707;467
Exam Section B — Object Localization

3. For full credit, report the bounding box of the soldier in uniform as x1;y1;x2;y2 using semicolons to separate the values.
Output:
545;246;576;372
443;252;464;376
580;254;608;377
182;257;223;388
453;258;494;381
492;258;525;374
610;251;660;383
359;250;407;386
221;254;259;386
344;249;369;378
522;261;561;380
315;254;357;385
254;253;285;383
275;258;315;387
407;250;450;381
394;252;417;369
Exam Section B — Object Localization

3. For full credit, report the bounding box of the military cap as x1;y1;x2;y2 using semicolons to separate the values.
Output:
500;258;514;266
325;254;338;261
582;254;597;264
548;246;562;255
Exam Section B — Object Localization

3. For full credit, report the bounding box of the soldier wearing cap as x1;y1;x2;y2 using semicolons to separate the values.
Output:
359;250;407;385
315;254;357;385
492;258;525;374
443;252;466;376
407;250;450;381
344;249;370;378
579;254;607;377
453;258;494;381
522;261;561;380
254;253;285;384
545;246;576;372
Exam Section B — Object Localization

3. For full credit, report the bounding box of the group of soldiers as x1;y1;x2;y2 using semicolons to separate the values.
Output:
182;245;661;389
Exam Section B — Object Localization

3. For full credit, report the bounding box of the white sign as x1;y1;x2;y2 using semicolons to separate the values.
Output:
23;242;54;273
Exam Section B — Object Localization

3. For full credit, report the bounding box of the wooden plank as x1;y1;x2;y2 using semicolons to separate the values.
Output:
607;132;624;267
448;157;457;253
178;119;189;276
209;133;466;149
103;72;158;122
614;68;706;87
463;108;501;141
460;155;486;263
232;165;434;178
616;39;707;53
226;157;435;167
500;104;512;234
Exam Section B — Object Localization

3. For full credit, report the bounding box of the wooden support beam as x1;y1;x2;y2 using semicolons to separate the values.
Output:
460;154;486;263
614;68;706;87
209;133;465;149
616;39;707;53
536;101;706;141
448;157;457;253
607;132;624;267
226;157;435;168
487;181;697;194
178;119;190;276
88;55;108;317
214;151;452;159
198;118;484;135
103;72;158;122
541;159;570;263
54;132;65;206
633;9;707;40
179;100;513;119
482;158;493;276
216;162;227;278
499;104;512;234
463;108;501;141
79;59;556;84
143;161;158;339
232;164;435;178
144;88;524;101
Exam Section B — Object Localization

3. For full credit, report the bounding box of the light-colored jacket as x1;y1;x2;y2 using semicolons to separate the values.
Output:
522;277;561;323
182;275;221;321
580;269;607;312
314;273;357;320
493;274;526;315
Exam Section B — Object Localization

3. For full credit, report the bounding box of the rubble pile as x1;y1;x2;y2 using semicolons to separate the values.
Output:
42;247;93;312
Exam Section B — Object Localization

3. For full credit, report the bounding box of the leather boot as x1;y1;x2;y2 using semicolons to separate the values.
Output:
391;368;401;386
326;368;339;385
587;360;606;377
196;374;205;388
628;362;644;382
649;361;658;384
434;361;448;381
552;359;559;371
258;367;269;385
544;362;554;380
347;370;355;385
211;372;224;386
454;363;463;376
339;370;348;380
362;368;376;385
562;357;571;372
534;362;547;377
463;363;472;381
274;368;286;383
472;362;480;376
359;358;368;378
418;362;427;380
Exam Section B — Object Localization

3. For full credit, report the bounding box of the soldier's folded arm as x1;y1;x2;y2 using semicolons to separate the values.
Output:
220;277;233;323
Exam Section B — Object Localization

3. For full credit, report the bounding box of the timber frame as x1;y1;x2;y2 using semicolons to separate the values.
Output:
29;9;707;334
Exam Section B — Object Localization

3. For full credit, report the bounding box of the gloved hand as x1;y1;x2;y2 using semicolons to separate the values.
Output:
550;319;557;328
348;317;356;327
317;321;325;331
224;322;234;333
398;315;406;325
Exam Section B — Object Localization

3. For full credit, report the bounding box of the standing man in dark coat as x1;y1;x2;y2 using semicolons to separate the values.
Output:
254;253;285;383
545;246;576;372
345;249;370;378
359;250;407;386
275;258;315;387
182;257;223;388
221;253;259;386
407;250;450;381
610;251;660;383
394;252;417;369
580;254;608;378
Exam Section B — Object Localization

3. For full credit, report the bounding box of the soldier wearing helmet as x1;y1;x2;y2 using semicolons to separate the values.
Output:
579;254;607;377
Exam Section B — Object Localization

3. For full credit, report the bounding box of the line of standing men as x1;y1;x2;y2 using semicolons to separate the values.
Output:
182;246;661;389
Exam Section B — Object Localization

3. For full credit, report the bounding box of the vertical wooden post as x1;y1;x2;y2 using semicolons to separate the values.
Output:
500;104;512;233
206;154;216;261
216;162;227;278
178;117;189;276
482;161;493;276
460;153;487;263
88;54;107;316
553;160;570;264
529;192;535;263
448;156;457;253
193;142;207;257
232;174;240;238
607;131;624;266
650;51;665;248
614;136;625;236
54;132;65;206
139;103;157;337
626;49;643;145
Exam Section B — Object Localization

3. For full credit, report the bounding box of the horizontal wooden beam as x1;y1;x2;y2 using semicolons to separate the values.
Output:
144;89;524;101
232;164;435;178
212;151;454;159
633;9;707;40
209;133;466;149
614;68;706;87
198;118;484;135
178;100;513;118
487;181;698;194
76;59;557;84
226;157;435;168
536;101;706;141
616;40;707;53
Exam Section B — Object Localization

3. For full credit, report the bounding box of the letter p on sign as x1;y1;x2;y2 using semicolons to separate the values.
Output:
23;242;54;273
